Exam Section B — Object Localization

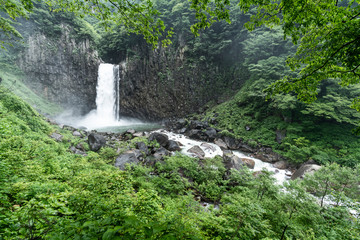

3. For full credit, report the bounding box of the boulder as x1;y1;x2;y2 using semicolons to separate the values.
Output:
186;129;206;141
167;140;181;151
274;161;288;169
88;133;106;152
190;120;208;130
133;132;144;138
179;128;187;134
240;158;255;169
187;146;205;159
223;152;245;171
214;138;228;150
238;144;254;153
153;147;171;161
73;131;82;137
136;142;149;155
223;136;240;150
126;129;136;134
50;132;63;142
115;151;139;170
149;132;169;147
175;119;187;129
201;143;217;153
291;164;322;180
205;128;217;141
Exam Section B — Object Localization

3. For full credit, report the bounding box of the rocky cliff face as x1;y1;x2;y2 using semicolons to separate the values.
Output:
119;44;243;120
17;24;100;115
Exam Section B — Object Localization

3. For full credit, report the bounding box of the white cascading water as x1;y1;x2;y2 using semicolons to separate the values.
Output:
95;63;119;121
74;63;143;130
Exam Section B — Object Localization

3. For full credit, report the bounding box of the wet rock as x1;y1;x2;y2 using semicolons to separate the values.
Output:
153;147;171;160
238;144;254;153
214;138;228;150
291;164;322;180
201;143;217;153
73;131;82;137
188;146;205;159
253;153;278;163
179;128;187;134
223;136;240;150
167;140;181;151
115;151;139;170
175;119;187;129
126;129;136;134
149;132;169;147
240;158;255;169
205;128;217;141
186;129;206;140
50;132;63;142
133;132;144;138
136;142;149;155
274;161;288;170
223;152;245;171
88;133;106;152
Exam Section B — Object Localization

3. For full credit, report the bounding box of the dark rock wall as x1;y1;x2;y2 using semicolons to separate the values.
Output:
17;24;100;115
119;45;243;120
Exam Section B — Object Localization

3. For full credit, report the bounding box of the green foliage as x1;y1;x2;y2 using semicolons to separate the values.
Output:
0;90;359;239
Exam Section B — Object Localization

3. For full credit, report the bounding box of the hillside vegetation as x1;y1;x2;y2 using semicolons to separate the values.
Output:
0;86;359;239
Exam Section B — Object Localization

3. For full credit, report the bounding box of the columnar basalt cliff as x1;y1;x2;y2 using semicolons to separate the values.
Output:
18;25;100;115
118;44;244;120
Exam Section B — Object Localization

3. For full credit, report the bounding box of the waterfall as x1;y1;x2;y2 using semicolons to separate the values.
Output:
73;63;121;129
58;62;150;131
95;63;120;121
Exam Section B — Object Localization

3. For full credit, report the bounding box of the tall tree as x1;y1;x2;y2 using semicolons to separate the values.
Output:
0;0;173;48
188;0;360;123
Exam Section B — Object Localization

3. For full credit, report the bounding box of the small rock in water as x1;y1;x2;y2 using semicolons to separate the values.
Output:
188;146;205;159
126;129;136;134
291;164;322;180
201;143;217;152
133;132;144;137
240;158;255;169
273;160;288;169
